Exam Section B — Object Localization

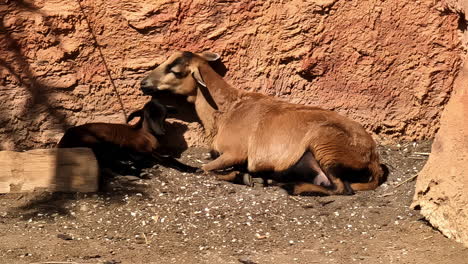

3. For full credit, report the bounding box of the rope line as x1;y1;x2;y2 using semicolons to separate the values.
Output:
77;0;128;121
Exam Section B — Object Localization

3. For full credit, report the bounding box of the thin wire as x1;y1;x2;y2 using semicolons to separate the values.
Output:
76;0;128;121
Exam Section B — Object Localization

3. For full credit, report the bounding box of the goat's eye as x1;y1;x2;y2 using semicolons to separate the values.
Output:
171;70;184;78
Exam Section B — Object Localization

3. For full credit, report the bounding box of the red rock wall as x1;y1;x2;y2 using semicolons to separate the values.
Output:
0;0;464;150
412;57;468;247
412;0;468;248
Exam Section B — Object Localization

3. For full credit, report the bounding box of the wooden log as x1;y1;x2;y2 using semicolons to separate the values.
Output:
0;148;98;193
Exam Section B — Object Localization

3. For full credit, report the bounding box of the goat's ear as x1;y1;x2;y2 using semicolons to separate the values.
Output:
192;68;219;110
126;110;143;124
145;110;166;136
165;105;178;114
192;68;206;87
198;51;220;62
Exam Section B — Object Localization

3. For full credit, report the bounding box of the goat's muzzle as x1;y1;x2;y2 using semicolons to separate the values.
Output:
141;87;156;95
140;78;156;95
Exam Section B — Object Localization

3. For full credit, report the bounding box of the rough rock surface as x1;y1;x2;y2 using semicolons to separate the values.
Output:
412;1;468;247
412;61;468;247
0;0;465;150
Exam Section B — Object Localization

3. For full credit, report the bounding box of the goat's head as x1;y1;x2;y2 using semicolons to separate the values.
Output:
128;98;171;136
140;51;220;104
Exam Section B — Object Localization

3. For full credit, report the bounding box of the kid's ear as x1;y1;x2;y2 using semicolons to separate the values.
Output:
165;105;178;114
126;110;143;123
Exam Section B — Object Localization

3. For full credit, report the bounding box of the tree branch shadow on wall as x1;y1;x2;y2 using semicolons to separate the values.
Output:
0;0;70;145
1;0;231;218
0;1;78;217
0;0;140;218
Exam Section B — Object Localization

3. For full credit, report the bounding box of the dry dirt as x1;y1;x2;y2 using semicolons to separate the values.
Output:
1;141;467;264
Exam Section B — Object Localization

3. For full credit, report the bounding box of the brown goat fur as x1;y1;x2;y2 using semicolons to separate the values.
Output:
140;51;387;195
57;98;198;174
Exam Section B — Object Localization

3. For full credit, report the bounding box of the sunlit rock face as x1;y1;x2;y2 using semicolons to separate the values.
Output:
0;0;464;150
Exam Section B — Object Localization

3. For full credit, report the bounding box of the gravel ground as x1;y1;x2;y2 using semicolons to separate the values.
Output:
0;141;467;264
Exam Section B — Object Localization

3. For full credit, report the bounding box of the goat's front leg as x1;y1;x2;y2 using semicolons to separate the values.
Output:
202;153;252;186
201;153;243;172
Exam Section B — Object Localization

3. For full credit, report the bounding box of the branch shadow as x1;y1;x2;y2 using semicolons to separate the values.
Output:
0;2;78;217
0;0;232;219
0;1;129;218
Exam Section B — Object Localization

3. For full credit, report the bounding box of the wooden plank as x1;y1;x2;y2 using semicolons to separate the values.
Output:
0;148;98;193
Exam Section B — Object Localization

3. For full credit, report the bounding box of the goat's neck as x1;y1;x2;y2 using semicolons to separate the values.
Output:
195;93;218;142
198;63;240;111
194;63;241;142
140;119;152;136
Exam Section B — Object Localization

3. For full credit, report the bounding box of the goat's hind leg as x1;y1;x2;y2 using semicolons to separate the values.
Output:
349;162;386;191
213;170;254;187
283;177;350;196
281;153;353;196
278;176;347;196
283;182;333;196
301;152;332;187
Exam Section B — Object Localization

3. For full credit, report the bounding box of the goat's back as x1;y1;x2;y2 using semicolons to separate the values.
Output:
214;94;377;173
57;123;158;153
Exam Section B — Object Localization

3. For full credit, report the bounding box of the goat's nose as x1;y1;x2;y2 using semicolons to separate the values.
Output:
140;78;150;88
140;78;156;95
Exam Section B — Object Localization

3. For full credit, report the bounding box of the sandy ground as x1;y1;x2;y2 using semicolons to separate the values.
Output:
0;141;467;264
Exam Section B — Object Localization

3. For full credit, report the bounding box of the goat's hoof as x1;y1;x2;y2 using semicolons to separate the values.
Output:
242;173;254;187
251;177;275;186
252;177;265;185
139;172;153;179
184;166;201;174
280;183;296;195
342;181;355;195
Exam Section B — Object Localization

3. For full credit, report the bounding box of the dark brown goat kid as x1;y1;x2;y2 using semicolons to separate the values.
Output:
140;51;388;196
57;98;198;175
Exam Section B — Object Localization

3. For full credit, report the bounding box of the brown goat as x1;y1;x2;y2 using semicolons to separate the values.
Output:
140;51;387;195
57;98;198;174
